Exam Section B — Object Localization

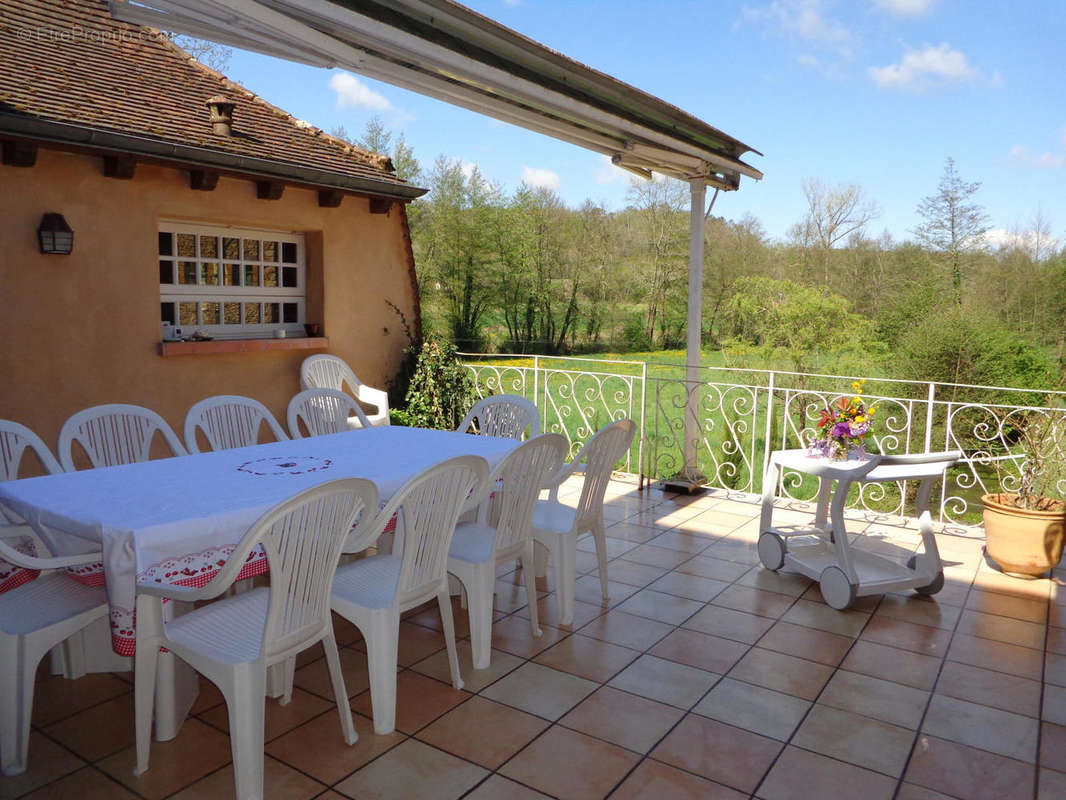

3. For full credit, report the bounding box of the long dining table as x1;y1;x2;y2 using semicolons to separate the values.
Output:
0;425;519;738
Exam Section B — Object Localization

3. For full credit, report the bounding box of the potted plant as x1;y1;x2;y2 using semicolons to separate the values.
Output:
981;408;1066;576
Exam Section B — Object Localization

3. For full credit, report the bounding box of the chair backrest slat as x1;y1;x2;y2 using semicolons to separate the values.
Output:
287;388;371;438
0;420;62;480
489;434;567;553
458;395;540;440
574;420;636;530
58;404;187;471
184;395;287;453
301;354;364;395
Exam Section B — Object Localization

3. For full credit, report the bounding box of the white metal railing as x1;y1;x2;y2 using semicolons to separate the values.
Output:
460;354;1066;527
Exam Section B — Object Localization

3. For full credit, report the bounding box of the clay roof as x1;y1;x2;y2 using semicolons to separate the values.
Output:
0;0;423;197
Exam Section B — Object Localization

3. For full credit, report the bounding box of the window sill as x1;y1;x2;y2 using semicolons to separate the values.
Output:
158;337;329;357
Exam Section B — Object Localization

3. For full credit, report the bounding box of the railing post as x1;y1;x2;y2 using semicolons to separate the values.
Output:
638;361;647;489
532;355;540;426
924;382;935;453
761;371;776;494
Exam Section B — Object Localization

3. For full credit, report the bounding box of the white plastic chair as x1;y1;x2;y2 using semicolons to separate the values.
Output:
457;394;540;440
0;537;108;775
531;419;636;625
184;395;288;453
448;434;566;669
300;355;390;428
133;478;377;799
330;455;488;734
58;404;187;471
287;388;372;438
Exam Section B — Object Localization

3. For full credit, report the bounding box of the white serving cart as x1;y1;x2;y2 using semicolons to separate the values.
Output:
758;449;962;610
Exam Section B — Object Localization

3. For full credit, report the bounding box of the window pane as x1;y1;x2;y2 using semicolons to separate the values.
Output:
223;302;241;324
264;303;279;323
177;233;196;257
263;266;279;288
199;236;218;259
243;239;260;261
243;265;259;286
282;242;298;263
159;260;174;284
282;267;298;288
263;241;278;262
179;302;198;325
178;261;197;284
223;264;241;286
200;262;220;285
283;303;298;323
244;303;260;324
158;232;173;256
161;302;175;325
223;237;240;259
200;302;220;325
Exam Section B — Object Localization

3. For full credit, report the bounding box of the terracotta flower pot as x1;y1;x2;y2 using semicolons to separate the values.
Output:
981;493;1066;576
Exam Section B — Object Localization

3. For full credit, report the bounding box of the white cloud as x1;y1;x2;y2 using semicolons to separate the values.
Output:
870;0;936;17
868;43;976;90
1009;145;1028;161
742;0;854;59
460;160;479;180
521;166;561;190
1036;152;1066;169
983;228;1061;251
1008;132;1066;170
329;72;395;113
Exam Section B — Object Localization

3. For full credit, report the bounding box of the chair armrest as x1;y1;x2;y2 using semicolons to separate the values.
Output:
0;535;103;571
356;385;389;414
135;580;228;603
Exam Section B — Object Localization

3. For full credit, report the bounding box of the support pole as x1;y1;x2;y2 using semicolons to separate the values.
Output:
680;179;707;486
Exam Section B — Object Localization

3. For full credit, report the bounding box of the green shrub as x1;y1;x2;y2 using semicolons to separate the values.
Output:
404;335;476;429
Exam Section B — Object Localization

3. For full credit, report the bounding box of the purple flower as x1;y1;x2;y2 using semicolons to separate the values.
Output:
849;422;870;436
831;421;851;438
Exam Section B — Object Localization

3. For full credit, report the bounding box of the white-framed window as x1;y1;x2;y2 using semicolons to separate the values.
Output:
158;222;306;338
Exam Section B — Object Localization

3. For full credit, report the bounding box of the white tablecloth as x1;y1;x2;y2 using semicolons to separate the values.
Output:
0;427;517;654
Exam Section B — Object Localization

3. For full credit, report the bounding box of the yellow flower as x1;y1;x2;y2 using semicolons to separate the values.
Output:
868;405;877;416
855;415;865;423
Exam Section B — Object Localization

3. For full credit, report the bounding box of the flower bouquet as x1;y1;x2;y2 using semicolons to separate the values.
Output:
808;380;877;461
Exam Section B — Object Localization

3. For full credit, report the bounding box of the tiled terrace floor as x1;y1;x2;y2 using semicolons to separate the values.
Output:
5;476;1066;799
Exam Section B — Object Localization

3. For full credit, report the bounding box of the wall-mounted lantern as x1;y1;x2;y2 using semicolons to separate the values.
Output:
38;213;73;255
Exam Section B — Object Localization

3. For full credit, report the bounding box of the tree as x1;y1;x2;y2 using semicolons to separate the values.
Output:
913;158;990;304
788;179;880;285
172;36;232;72
330;118;421;183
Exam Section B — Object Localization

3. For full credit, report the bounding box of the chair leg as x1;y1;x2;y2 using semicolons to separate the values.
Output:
133;608;162;776
60;631;87;679
520;542;542;638
464;565;495;671
437;589;465;689
223;665;266;800
0;633;42;776
592;523;610;602
364;610;400;735
554;534;578;627
321;634;358;745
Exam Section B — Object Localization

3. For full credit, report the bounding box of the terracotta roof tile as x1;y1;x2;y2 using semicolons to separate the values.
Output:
0;0;412;191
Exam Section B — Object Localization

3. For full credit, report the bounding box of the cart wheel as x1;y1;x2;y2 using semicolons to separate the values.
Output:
819;566;856;610
758;532;786;571
906;555;945;596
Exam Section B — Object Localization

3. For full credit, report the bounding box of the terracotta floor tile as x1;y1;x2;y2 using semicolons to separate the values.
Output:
335;738;487;799
701;536;760;564
819;669;929;729
1046;652;1066;686
604;521;663;544
616;588;704;625
42;692;135;762
649;628;750;674
481;662;598;721
517;595;604;630
266;709;403;785
736;566;812;597
490;580;537;614
712;584;795;618
683;604;775;644
676;510;754;535
876;594;963;630
393;621;447;665
1046;625;1066;655
728;647;833;701
592;558;669;587
652;714;782;793
647;570;729;602
1044;684;1066;726
463;774;553;799
560;685;684;753
350;670;469;734
693;677;810;741
489;615;566;659
793;703;916;776
966;587;1048;624
294;646;371;699
758;620;854;666
842;639;943;690
612;758;747;800
620;543;694;569
936;659;1042;717
780;598;870;637
577;610;674;651
957;609;1047;650
404;596;473;638
499;725;640;800
571;574;640;607
894;782;959;800
167;754;325;800
676;555;752;582
905;734;1035;800
644;529;714;553
608;654;719;709
533;633;640;682
410;639;523;692
15;766;140;800
198;687;333;742
1039;721;1066;773
97;718;232;800
922;694;1038;763
860;614;953;657
947;633;1044;680
757;745;897;800
416;696;548;769
0;732;85;800
30;673;132;727
577;534;637;559
1039;767;1066;799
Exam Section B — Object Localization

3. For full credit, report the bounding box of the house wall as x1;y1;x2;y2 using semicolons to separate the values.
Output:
0;147;419;463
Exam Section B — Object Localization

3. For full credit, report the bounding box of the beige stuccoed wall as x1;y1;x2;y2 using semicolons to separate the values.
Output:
0;147;418;461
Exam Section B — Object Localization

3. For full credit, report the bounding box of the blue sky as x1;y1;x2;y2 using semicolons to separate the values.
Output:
220;0;1066;245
